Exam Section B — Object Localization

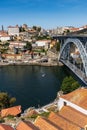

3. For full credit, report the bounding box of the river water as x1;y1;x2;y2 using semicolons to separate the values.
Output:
0;65;68;110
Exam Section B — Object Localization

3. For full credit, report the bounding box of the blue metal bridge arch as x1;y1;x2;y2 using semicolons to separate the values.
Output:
59;38;87;76
53;35;87;84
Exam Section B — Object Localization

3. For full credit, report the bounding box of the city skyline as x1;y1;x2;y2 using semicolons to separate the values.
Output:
0;0;87;29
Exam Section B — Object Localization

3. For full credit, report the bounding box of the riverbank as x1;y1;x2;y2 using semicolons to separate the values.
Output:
0;60;63;67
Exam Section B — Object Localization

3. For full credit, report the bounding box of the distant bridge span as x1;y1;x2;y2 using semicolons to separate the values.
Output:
53;35;87;85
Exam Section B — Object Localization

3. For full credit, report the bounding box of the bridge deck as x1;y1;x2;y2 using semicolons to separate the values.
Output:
53;35;87;40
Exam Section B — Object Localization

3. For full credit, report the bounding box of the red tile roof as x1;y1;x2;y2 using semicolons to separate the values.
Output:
16;121;39;130
48;111;80;130
59;105;87;128
34;116;61;130
0;31;9;37
1;105;22;117
0;124;14;130
61;87;87;109
69;28;79;32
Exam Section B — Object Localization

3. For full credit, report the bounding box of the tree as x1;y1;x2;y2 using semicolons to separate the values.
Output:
4;42;10;46
19;26;25;32
37;35;51;40
9;97;16;106
66;29;70;34
61;76;80;93
0;92;16;110
55;42;60;51
37;27;41;32
32;26;37;30
24;41;32;51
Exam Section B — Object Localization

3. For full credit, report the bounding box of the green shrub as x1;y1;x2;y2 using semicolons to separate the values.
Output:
61;76;80;93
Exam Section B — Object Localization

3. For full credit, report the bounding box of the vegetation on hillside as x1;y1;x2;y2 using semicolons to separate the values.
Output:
0;42;10;54
37;35;51;40
55;42;60;51
24;41;32;51
0;92;16;110
61;76;80;93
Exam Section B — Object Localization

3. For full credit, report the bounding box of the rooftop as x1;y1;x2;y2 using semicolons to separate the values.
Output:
34;116;61;130
0;124;14;130
61;87;87;109
16;121;39;130
1;105;22;117
0;31;9;37
59;105;87;128
48;111;80;130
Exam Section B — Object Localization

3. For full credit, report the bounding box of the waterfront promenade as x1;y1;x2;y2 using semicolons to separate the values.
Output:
0;57;60;67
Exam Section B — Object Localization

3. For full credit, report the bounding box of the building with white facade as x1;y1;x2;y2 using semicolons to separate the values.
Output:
9;42;26;49
58;87;87;114
0;31;11;41
35;40;51;50
8;25;19;36
0;36;11;41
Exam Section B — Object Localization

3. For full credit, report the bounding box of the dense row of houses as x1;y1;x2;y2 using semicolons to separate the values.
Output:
0;87;87;130
0;24;87;42
49;25;87;35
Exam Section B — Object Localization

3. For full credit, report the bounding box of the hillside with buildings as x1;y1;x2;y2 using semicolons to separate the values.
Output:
0;24;87;129
0;24;87;66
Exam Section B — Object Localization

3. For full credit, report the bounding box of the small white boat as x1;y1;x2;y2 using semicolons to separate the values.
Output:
42;73;46;77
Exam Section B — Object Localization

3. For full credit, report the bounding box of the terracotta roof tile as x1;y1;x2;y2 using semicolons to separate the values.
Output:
34;116;61;130
0;124;14;130
61;87;87;109
16;121;39;130
1;105;22;117
0;32;9;37
48;111;80;130
59;105;87;128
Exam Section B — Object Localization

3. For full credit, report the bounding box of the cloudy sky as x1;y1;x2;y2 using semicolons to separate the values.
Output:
0;0;87;29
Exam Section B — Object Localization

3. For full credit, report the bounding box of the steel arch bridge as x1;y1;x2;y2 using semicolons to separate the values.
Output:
53;35;87;85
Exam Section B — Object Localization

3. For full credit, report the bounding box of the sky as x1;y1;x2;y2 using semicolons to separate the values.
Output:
0;0;87;29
